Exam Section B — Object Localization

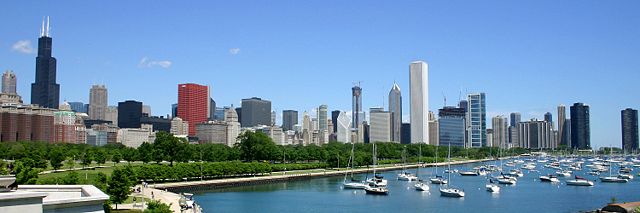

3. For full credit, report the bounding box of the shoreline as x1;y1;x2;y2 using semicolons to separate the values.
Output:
151;158;496;193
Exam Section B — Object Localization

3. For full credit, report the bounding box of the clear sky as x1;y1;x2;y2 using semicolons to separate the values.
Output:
2;1;639;148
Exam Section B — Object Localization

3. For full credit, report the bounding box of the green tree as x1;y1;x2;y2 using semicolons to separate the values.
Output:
144;200;172;213
80;149;93;168
107;168;133;210
15;159;40;184
122;147;138;163
94;149;107;166
153;132;186;166
111;150;122;166
138;142;154;164
48;147;66;171
237;131;278;161
94;172;108;192
62;171;79;184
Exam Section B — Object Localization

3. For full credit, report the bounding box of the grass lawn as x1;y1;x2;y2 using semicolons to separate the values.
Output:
122;195;152;204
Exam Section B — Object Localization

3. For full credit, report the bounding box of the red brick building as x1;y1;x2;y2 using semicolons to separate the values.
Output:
177;83;210;136
0;106;55;143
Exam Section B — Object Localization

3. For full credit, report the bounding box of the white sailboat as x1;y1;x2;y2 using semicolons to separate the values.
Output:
567;176;594;186
600;146;628;183
485;179;500;193
365;143;389;189
343;142;367;189
440;143;465;198
430;144;448;184
414;144;430;191
398;146;418;181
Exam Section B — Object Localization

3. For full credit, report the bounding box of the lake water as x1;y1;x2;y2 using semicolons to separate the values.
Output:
193;161;640;213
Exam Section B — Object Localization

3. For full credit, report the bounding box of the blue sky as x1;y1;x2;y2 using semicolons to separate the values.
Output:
2;1;639;148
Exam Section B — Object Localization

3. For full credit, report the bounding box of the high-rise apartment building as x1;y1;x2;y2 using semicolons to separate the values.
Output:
621;108;638;153
389;82;402;143
318;105;328;131
240;97;271;127
282;110;298;131
518;119;555;149
570;103;591;150
492;116;508;148
31;17;60;109
409;61;428;144
88;85;108;120
557;105;568;147
2;70;17;94
177;83;210;136
466;93;486;147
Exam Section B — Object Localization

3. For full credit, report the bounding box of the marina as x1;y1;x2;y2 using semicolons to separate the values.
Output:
191;156;640;213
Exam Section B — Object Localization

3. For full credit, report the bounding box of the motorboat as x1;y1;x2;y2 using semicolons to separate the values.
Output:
414;181;430;191
440;187;465;197
364;184;389;195
430;175;448;184
618;173;634;180
459;170;479;176
566;176;594;186
497;176;517;184
367;175;388;187
509;169;524;177
539;175;559;183
343;179;368;189
600;176;628;183
486;179;500;193
555;170;571;177
398;172;418;181
444;169;458;174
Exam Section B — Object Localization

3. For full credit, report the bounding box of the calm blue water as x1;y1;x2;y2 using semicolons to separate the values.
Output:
194;161;640;213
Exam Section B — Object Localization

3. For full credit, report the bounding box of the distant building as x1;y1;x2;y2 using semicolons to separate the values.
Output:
369;107;391;143
466;93;486;147
86;129;107;146
486;129;494;147
510;112;521;127
213;107;225;121
118;100;142;128
492;116;508;148
318;105;328;131
0;105;55;142
352;85;363;132
53;110;76;143
171;103;178;118
178;83;210;136
621;108;638;153
389;82;402;143
88;85;108;120
544;112;553;128
570;103;591;150
241;97;271;127
30;19;60;109
410;61;429;144
140;115;171;132
331;110;340;134
170;117;189;136
0;93;23;105
68;102;86;113
117;128;153;148
518;119;555;149
282;110;298;131
105;106;118;126
91;123;118;144
209;98;216;120
429;119;439;146
401;123;411;144
195;107;240;146
2;70;17;94
142;105;151;117
438;106;466;147
336;111;351;143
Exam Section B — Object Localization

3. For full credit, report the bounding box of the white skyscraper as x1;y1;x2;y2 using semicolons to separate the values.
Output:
409;61;429;144
336;111;352;143
369;107;391;143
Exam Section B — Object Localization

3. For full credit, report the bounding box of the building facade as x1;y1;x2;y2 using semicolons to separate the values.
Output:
31;19;60;109
177;83;210;136
492;115;508;148
336;111;351;143
170;117;189;136
557;105;568;147
621;108;639;153
389;82;402;143
282;110;298;131
570;103;591;150
118;100;142;128
517;119;555;149
2;70;17;94
466;93;486;147
117;128;153;148
88;85;108;120
240;97;271;127
409;61;429;144
0;105;55;142
438;106;466;147
318;105;328;132
369;107;391;143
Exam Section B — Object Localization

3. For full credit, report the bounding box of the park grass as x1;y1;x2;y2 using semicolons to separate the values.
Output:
122;195;152;204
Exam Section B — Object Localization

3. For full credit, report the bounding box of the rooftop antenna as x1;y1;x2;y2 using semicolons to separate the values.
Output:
442;92;447;107
40;17;45;37
46;16;50;37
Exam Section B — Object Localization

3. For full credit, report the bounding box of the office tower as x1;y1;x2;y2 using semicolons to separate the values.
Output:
331;110;340;134
389;82;402;143
118;100;142;128
622;108;639;153
510;112;521;127
2;70;16;94
68;102;86;113
458;100;468;112
492;116;508;148
429;119;439;146
467;93;486;147
210;98;216;120
352;85;363;130
570;103;591;150
544;112;553;128
336;111;352;143
88;85;108;120
235;107;242;123
271;110;276;126
438;106;466;147
240;97;271;127
557;105;567;147
518;119;555;149
178;83;210;136
282;110;298;131
318;105;328;131
171;103;178;118
409;61;429;144
369;107;391;143
31;17;60;109
105;106;118;126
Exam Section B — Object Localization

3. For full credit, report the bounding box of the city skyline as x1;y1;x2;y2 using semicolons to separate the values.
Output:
2;1;640;148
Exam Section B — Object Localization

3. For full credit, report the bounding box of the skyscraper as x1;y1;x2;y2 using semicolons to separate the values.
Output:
438;106;466;147
518;119;555;149
2;70;17;94
621;108;638;153
570;103;590;150
557;105;568;147
210;98;216;120
178;83;210;136
544;112;553;128
352;85;363;130
118;100;143;128
68;102;86;113
89;85;108;120
31;17;60;109
282;110;298;131
509;112;521;127
240;97;272;127
409;61;429;144
467;93;486;147
492;116;508;148
369;107;391;143
331;110;340;134
171;103;178;118
388;82;402;143
336;111;351;143
318;105;328;131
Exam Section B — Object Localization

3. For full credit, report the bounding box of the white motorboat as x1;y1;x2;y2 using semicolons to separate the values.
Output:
364;184;389;195
430;176;448;184
600;176;628;183
398;172;418;181
414;181;430;191
539;175;559;183
618;174;634;180
497;176;516;185
509;169;524;177
556;170;571;177
459;170;479;176
566;176;594;186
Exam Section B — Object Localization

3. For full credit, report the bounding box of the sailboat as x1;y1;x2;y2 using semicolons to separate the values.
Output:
496;145;516;185
600;146;628;183
440;143;465;197
430;145;448;184
414;144;430;191
365;143;389;195
343;142;368;189
398;146;418;181
486;179;500;193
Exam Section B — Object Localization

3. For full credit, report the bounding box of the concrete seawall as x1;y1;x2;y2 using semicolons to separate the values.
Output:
153;158;496;193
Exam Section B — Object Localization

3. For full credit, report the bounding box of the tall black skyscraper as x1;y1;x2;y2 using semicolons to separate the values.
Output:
331;110;341;134
31;17;60;109
570;103;590;150
282;110;298;131
240;97;271;127
621;108;639;153
118;100;143;128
